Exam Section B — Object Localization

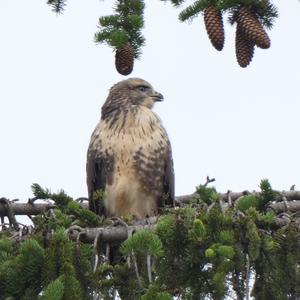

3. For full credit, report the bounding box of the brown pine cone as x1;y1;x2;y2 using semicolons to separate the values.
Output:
115;43;134;76
235;24;255;68
204;6;225;51
236;7;270;49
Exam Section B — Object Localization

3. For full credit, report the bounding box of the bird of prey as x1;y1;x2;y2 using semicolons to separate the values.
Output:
86;78;174;218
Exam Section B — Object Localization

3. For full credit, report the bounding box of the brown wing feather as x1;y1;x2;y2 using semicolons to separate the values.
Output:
162;144;175;207
86;149;105;215
133;138;174;208
86;144;115;216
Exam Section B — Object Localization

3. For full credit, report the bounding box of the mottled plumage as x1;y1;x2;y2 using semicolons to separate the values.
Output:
86;78;174;218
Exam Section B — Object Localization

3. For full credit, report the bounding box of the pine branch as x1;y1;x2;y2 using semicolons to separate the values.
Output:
47;0;67;14
95;0;145;58
0;201;297;265
179;0;209;22
160;0;186;7
66;213;291;244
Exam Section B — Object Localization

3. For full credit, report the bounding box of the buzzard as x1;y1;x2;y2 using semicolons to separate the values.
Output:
86;78;174;218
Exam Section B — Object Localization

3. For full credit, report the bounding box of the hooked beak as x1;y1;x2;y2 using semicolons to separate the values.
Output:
151;91;164;102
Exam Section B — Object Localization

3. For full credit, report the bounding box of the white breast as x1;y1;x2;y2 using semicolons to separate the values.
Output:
91;107;168;218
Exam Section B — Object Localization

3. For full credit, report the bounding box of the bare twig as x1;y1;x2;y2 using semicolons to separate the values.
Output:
28;197;40;204
204;176;216;187
93;230;103;272
131;251;144;291
147;253;152;284
245;254;250;300
105;243;110;262
227;190;233;207
0;198;19;230
207;202;215;213
75;197;89;203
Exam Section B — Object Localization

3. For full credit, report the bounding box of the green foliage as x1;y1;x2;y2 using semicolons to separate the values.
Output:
219;230;234;244
0;239;45;299
52;209;73;228
189;218;206;242
67;201;102;227
42;277;64;300
31;184;102;228
195;184;219;205
2;179;300;299
41;228;87;300
95;0;145;58
121;230;164;258
160;0;186;7
226;0;278;28
0;238;13;266
245;218;261;261
31;183;73;207
0;238;12;253
205;248;216;259
141;286;172;300
47;0;279;67
179;0;210;22
217;245;235;259
175;0;278;29
19;239;45;288
60;263;83;300
257;178;277;210
47;0;67;14
236;195;259;212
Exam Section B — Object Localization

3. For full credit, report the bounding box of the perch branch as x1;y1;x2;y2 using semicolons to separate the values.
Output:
176;190;300;205
0;201;55;216
66;211;294;244
2;191;300;216
68;220;156;244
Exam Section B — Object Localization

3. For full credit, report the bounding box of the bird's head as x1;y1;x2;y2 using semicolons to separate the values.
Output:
106;78;164;110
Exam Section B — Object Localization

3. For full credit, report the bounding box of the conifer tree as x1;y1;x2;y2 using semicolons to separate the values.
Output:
1;2;299;299
1;180;300;299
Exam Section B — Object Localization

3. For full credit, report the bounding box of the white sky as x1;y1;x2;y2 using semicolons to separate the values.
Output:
1;0;300;203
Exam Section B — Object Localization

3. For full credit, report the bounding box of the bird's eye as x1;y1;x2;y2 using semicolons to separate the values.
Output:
138;86;148;92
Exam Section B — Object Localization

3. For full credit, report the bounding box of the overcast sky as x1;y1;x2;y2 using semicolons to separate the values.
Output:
1;0;300;204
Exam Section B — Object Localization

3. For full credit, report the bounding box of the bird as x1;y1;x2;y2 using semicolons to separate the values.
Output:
86;78;174;219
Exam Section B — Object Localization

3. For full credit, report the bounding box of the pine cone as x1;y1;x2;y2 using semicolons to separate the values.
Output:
204;6;225;51
236;7;270;49
235;24;255;68
115;43;134;75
